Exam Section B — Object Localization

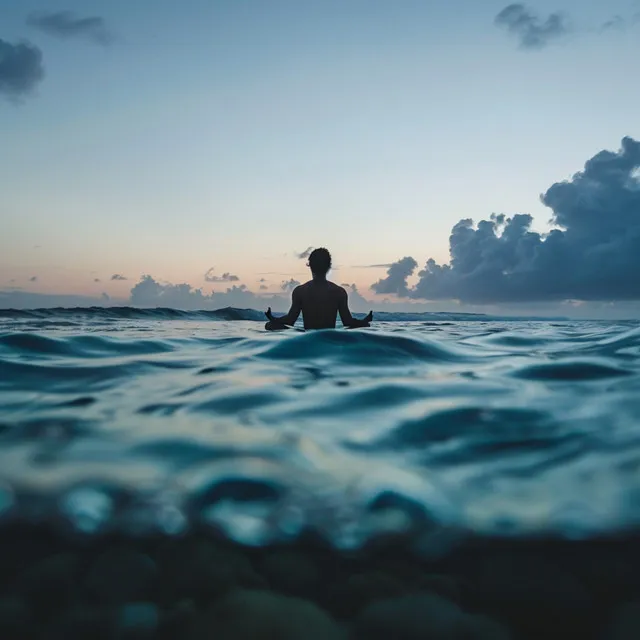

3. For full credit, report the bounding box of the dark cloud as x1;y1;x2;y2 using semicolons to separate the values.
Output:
296;247;314;259
601;15;626;31
204;268;240;283
29;276;37;282
94;278;101;283
111;274;127;281
0;39;45;99
601;13;640;31
371;137;640;304
27;11;114;46
495;4;569;49
371;257;418;296
281;279;301;292
259;278;267;283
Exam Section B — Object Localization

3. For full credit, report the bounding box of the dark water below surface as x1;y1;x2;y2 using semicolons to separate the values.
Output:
1;308;640;638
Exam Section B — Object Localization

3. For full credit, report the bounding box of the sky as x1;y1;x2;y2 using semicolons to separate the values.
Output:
1;0;639;317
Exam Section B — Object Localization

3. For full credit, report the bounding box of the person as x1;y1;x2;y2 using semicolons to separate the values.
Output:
265;248;373;330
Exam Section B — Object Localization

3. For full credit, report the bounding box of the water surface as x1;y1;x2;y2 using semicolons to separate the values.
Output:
1;308;639;552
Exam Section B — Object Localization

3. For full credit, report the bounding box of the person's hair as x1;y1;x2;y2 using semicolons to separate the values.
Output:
308;247;332;275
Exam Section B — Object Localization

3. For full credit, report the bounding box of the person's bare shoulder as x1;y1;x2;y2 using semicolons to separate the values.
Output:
327;281;347;299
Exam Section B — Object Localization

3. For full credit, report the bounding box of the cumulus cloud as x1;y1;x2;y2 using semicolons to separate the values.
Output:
371;137;640;304
296;247;314;259
111;274;127;281
0;39;45;99
371;257;418;296
495;4;569;49
281;278;301;292
204;268;240;283
27;11;114;46
128;275;289;310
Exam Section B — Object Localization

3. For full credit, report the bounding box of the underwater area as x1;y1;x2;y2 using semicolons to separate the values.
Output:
1;307;640;639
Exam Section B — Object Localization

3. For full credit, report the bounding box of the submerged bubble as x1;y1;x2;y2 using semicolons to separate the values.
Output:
60;486;114;534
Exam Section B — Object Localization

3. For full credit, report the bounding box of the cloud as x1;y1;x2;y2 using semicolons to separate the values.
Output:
371;137;640;304
281;278;301;292
259;285;268;290
259;278;267;283
101;292;110;302
27;11;114;46
495;4;569;49
128;275;288;310
601;12;640;31
111;274;127;281
0;39;45;99
296;247;314;259
204;268;240;283
352;263;393;269
29;276;37;282
371;257;418;296
601;15;626;31
94;278;101;283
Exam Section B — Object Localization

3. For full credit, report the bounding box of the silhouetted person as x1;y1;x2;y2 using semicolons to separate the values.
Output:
265;248;373;330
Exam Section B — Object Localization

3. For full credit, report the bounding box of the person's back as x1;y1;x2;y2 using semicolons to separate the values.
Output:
296;279;345;330
265;248;373;331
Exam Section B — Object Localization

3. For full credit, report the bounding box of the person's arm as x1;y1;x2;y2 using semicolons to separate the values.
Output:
265;287;302;326
338;289;373;328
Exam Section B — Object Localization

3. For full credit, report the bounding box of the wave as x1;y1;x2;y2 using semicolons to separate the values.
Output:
0;305;569;323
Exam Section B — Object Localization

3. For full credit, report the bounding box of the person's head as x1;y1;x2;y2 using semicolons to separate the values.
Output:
307;247;332;277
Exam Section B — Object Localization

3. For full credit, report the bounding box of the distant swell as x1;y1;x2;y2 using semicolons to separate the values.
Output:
0;306;266;322
0;305;570;323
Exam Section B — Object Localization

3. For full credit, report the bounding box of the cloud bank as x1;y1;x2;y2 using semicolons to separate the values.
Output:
204;268;239;283
495;4;569;49
281;278;301;292
372;137;640;304
0;39;45;99
27;11;114;46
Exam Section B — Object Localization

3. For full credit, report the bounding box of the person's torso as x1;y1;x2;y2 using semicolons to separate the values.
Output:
298;280;341;329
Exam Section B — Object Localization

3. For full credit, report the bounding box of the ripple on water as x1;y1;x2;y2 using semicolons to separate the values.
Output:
512;359;633;381
1;317;640;546
258;330;466;366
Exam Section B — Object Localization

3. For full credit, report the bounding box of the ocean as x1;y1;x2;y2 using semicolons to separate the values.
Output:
1;306;640;639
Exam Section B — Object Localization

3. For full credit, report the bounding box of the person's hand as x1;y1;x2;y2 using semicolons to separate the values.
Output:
364;310;373;323
265;307;274;321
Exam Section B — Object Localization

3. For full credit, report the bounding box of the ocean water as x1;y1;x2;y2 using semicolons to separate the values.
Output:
1;307;640;553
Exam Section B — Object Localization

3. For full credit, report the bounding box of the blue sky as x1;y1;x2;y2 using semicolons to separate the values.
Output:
1;1;639;316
